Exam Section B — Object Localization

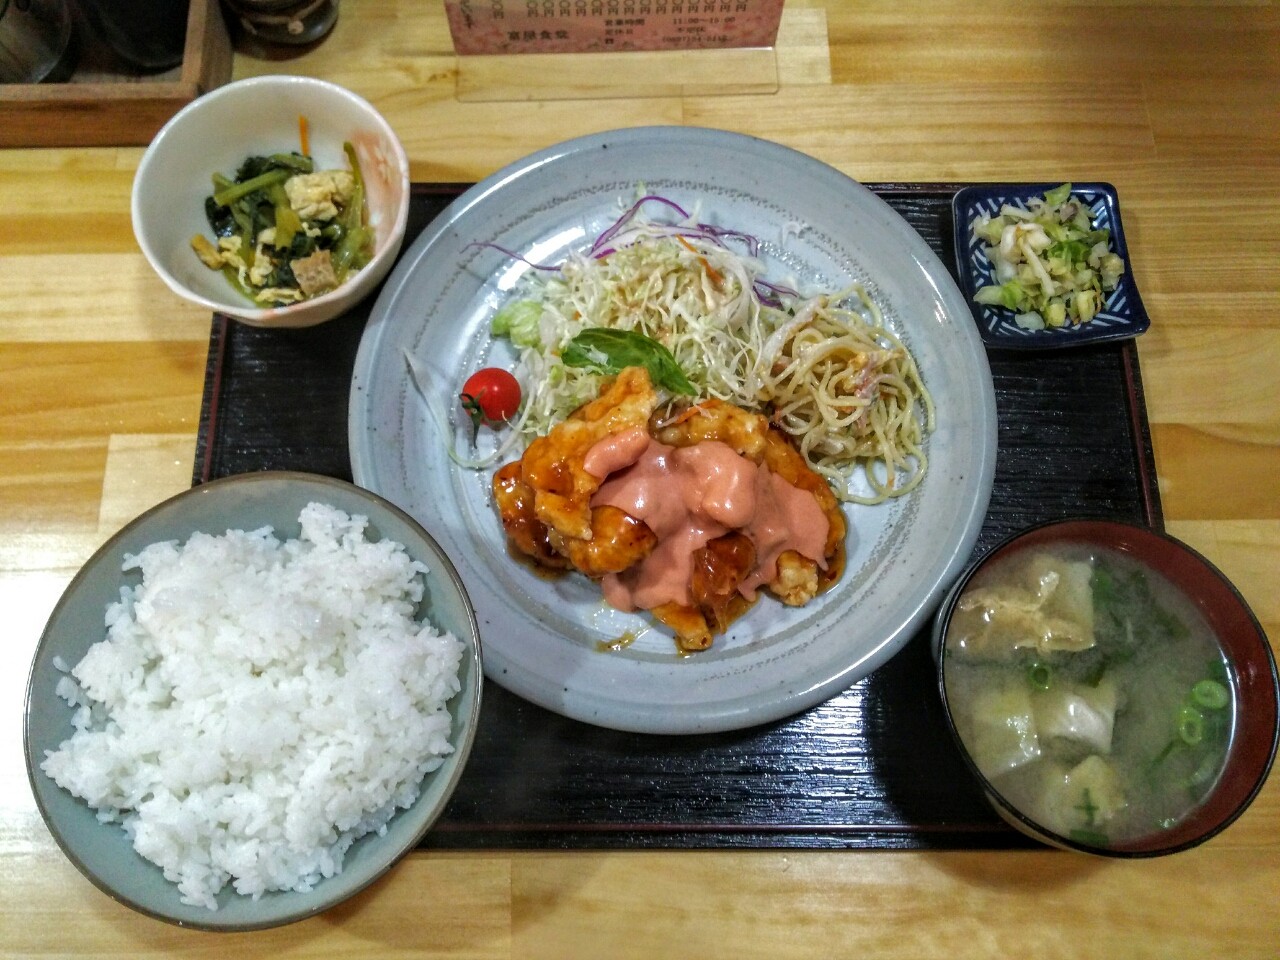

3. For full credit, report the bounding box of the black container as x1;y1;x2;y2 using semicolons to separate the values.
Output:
0;0;78;83
223;0;337;46
75;0;188;72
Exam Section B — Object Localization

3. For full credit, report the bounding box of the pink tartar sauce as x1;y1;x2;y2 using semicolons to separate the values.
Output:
583;427;830;612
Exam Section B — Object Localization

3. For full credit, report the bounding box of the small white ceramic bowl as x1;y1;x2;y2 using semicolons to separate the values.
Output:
132;75;410;329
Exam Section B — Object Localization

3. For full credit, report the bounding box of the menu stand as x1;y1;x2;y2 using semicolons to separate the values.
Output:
445;0;784;101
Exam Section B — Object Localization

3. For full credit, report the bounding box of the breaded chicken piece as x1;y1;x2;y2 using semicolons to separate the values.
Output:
492;461;571;570
649;602;715;652
551;505;657;578
493;366;845;652
495;436;658;577
649;532;759;652
518;366;660;541
691;532;756;632
652;398;769;461
771;552;822;606
760;427;846;558
651;425;844;619
758;426;847;605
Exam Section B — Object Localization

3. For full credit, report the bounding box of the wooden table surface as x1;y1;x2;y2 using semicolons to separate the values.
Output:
3;2;1278;956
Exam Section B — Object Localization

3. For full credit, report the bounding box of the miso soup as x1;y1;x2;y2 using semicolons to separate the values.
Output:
943;544;1235;849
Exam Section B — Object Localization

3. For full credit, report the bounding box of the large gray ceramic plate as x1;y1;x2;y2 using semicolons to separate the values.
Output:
24;472;482;929
349;126;996;735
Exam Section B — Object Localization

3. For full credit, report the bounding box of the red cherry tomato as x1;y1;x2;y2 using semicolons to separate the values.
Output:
460;367;521;424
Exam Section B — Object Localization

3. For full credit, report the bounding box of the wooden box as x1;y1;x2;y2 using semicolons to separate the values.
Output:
0;0;233;149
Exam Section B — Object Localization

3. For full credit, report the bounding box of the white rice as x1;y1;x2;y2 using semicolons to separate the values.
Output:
41;501;464;911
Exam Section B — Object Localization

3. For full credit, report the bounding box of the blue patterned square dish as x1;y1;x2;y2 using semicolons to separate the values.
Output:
952;182;1149;349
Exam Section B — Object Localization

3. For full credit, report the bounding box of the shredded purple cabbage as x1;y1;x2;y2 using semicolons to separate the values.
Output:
588;194;764;260
473;193;801;307
588;194;692;256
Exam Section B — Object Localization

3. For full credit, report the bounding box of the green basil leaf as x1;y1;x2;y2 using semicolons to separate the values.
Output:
561;328;697;396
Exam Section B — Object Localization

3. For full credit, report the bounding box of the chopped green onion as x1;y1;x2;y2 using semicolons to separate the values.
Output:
1192;678;1230;710
1028;662;1052;690
1074;788;1100;827
1186;750;1223;789
1178;705;1205;745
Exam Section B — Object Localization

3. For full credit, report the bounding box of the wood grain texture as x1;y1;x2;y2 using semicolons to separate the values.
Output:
2;1;1277;956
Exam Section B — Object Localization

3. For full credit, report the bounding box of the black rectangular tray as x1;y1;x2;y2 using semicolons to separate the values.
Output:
195;183;1161;849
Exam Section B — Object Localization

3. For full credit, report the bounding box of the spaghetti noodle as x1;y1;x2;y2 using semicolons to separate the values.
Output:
754;287;935;505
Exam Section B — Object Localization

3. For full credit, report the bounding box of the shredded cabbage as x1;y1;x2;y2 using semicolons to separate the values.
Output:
485;195;933;504
971;184;1126;329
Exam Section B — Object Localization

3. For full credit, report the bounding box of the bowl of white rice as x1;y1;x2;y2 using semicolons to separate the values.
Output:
23;471;482;930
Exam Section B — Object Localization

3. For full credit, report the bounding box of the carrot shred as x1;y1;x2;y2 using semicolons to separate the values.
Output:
299;115;310;156
676;235;723;286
